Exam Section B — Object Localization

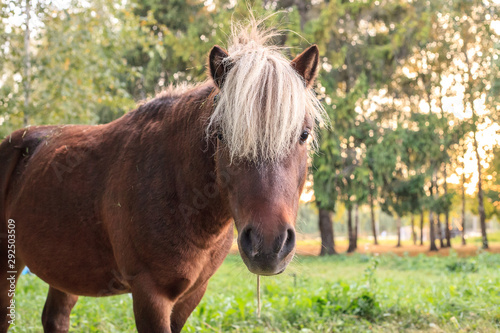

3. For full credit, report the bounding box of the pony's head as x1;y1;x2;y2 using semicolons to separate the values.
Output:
207;21;326;275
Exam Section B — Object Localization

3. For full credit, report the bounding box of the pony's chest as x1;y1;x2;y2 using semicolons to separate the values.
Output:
155;225;233;293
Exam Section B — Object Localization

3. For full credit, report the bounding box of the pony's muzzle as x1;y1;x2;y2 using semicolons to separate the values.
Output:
238;225;296;275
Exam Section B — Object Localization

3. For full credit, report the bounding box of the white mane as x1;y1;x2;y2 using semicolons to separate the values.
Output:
207;19;327;163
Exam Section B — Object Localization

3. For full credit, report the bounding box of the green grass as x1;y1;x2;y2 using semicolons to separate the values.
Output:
10;252;500;332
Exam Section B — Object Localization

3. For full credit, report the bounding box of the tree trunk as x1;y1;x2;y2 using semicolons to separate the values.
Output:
429;211;438;251
354;204;359;249
396;215;401;247
318;208;336;255
443;163;451;247
429;178;438;251
473;131;488;249
346;206;356;253
433;172;444;248
463;46;488;250
420;210;424;246
411;214;416;245
438;87;451;249
436;214;444;248
23;0;30;127
461;163;466;246
369;191;378;245
432;170;443;248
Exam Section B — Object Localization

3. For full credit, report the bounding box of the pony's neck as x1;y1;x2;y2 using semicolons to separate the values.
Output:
160;83;232;241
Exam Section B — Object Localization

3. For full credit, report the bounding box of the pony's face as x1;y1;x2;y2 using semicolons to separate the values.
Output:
214;124;310;275
209;43;322;275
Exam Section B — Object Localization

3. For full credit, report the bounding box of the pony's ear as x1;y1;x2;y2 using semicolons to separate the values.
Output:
290;45;319;88
209;45;232;88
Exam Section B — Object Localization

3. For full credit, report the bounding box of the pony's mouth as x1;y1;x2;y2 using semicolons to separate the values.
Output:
238;247;295;276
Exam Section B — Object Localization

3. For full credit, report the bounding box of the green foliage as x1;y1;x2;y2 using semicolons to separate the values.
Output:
470;196;498;221
445;260;478;273
0;0;148;136
310;0;416;212
380;173;425;218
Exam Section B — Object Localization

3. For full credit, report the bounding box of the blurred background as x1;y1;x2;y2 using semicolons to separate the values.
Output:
2;1;500;332
2;0;498;255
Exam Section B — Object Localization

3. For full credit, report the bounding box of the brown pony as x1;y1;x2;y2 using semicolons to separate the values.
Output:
0;21;325;332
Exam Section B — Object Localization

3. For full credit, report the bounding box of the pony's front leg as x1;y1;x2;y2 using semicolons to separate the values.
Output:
170;282;208;333
41;286;78;333
131;275;174;333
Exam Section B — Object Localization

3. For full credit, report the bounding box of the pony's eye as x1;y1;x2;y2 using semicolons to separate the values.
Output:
299;130;309;144
217;131;224;142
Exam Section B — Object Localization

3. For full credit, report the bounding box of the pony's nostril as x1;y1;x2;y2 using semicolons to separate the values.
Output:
240;227;251;247
285;228;294;247
283;228;295;255
273;227;296;255
240;227;258;258
272;232;285;253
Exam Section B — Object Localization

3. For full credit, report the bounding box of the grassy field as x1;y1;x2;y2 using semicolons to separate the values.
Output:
9;249;500;332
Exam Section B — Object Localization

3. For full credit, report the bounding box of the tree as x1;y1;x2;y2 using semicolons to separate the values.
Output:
379;127;425;247
460;154;468;246
364;120;400;245
450;0;500;249
318;205;336;255
1;0;149;136
310;0;416;253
